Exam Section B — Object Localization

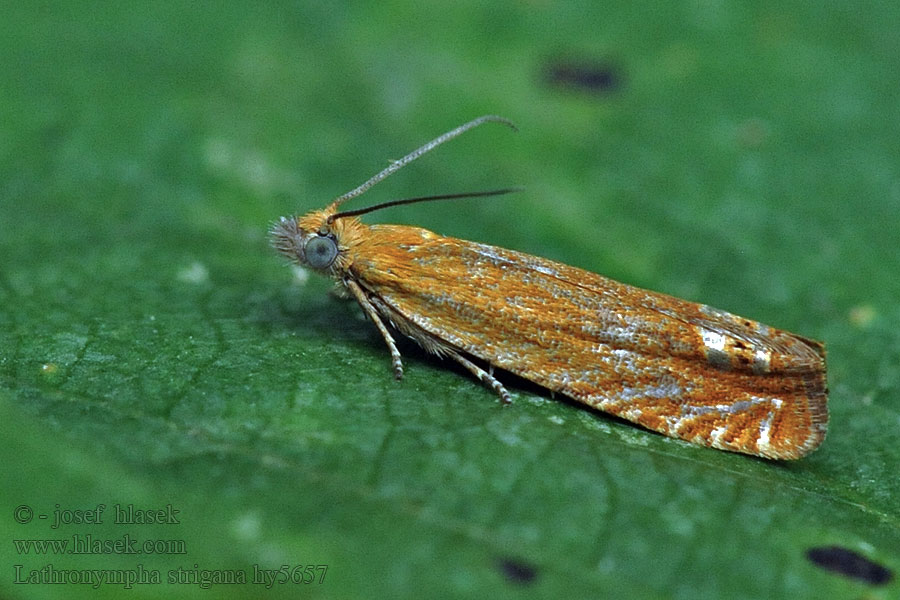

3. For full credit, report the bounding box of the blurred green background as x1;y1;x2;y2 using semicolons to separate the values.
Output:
2;2;899;598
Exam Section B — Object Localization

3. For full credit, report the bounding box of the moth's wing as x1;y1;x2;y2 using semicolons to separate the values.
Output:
352;231;827;459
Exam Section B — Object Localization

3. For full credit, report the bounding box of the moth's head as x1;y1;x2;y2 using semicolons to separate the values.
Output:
270;207;346;274
270;116;517;276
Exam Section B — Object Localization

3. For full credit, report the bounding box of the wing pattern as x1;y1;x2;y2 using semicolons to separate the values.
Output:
350;226;827;459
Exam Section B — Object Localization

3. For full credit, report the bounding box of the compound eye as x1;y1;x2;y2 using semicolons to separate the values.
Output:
304;235;338;269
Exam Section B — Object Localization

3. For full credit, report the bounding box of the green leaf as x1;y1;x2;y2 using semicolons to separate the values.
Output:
2;2;898;598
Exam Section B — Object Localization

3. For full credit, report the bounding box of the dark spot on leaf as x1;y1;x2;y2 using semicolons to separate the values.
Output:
544;58;623;94
496;557;538;585
806;546;893;585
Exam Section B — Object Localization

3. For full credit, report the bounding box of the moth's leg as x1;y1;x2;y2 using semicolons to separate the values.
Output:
446;351;511;404
345;279;403;380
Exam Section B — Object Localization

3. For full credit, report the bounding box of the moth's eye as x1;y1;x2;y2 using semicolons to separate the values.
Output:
304;235;338;269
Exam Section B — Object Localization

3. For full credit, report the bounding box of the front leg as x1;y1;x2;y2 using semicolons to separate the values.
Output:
345;279;404;379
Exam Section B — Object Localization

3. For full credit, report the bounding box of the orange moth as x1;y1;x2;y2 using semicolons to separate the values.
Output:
271;116;828;459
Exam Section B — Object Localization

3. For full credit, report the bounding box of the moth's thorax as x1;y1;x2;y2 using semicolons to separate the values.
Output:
269;205;368;279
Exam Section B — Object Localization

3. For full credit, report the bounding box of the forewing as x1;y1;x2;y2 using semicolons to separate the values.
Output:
351;227;827;459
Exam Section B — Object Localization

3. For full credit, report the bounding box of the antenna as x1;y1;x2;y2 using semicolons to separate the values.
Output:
328;188;523;223
330;115;517;209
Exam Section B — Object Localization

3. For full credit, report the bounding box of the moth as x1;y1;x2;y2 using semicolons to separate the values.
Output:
271;116;828;459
